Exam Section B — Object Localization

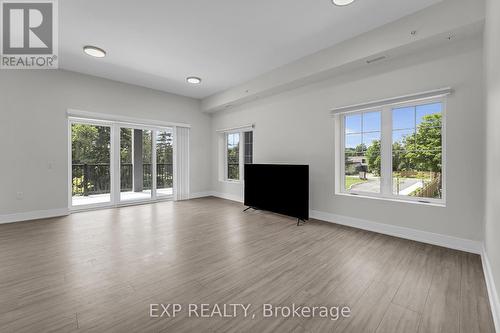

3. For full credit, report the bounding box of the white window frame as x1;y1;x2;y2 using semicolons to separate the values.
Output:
335;96;447;206
224;131;244;182
218;125;254;184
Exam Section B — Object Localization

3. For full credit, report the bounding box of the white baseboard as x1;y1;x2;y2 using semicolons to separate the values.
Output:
0;208;69;225
310;210;482;254
481;247;500;332
189;191;243;202
209;191;244;203
190;191;213;199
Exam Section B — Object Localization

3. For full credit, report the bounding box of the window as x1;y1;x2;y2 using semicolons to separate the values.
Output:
120;128;153;201
156;130;174;198
344;111;381;194
227;132;240;180
338;98;445;204
71;123;111;206
223;130;253;182
244;131;253;164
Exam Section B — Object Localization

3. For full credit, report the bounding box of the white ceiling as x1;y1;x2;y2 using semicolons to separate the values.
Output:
60;0;442;99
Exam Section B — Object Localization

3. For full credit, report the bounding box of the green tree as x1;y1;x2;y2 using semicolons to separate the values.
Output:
72;124;98;163
365;114;442;175
355;143;366;155
392;141;415;172
71;124;110;164
120;128;132;163
71;124;111;196
401;114;441;172
156;131;173;188
156;131;173;164
365;140;381;175
227;145;239;179
142;131;152;163
413;114;441;172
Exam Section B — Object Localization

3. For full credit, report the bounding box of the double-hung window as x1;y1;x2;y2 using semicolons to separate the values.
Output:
223;129;253;182
337;96;446;204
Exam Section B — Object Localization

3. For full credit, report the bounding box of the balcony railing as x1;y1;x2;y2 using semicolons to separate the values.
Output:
72;163;173;196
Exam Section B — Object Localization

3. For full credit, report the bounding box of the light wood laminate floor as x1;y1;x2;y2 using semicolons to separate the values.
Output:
0;197;495;332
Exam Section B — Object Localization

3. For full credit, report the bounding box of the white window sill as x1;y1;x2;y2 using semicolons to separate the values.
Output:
219;179;242;184
335;192;446;207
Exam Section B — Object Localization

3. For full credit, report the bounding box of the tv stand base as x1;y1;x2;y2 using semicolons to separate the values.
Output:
297;218;307;226
243;207;306;227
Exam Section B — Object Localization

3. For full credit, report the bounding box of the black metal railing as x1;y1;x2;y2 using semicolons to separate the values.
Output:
72;163;173;196
156;163;173;190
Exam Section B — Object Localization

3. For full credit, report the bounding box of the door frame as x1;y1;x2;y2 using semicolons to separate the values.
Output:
68;115;177;212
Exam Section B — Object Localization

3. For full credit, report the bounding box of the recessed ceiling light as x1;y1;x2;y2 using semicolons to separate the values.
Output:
83;45;106;58
332;0;355;6
186;76;202;84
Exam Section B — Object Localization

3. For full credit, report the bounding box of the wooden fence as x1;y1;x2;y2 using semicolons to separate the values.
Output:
410;173;441;198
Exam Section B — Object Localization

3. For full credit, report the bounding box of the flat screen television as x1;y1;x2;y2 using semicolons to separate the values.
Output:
244;164;309;221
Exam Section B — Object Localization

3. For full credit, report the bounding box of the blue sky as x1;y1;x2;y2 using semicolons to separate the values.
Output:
227;132;240;148
345;102;441;148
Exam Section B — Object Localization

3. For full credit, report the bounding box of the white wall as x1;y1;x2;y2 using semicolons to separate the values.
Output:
211;36;485;241
0;70;211;216
484;0;500;321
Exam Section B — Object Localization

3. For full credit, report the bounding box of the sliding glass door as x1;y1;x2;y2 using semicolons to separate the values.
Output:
120;128;153;202
156;130;173;198
71;122;112;206
70;120;174;209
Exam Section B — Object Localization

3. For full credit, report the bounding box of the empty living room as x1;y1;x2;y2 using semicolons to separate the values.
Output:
1;0;500;332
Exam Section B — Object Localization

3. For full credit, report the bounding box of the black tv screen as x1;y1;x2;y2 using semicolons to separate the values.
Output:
244;164;309;220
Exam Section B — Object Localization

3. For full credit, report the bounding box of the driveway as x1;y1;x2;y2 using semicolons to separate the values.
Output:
351;177;423;194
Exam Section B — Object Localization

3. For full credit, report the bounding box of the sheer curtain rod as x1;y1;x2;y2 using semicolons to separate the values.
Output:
330;88;452;115
67;109;191;128
216;124;254;133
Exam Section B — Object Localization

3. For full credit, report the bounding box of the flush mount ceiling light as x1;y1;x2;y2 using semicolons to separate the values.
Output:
186;76;202;84
83;45;106;58
332;0;355;6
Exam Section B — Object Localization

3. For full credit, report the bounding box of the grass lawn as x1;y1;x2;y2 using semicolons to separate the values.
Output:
345;176;368;190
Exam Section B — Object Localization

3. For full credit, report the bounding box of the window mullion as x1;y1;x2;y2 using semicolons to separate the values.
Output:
239;132;244;181
380;107;392;195
111;124;121;205
336;114;344;194
152;130;157;200
224;134;228;180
